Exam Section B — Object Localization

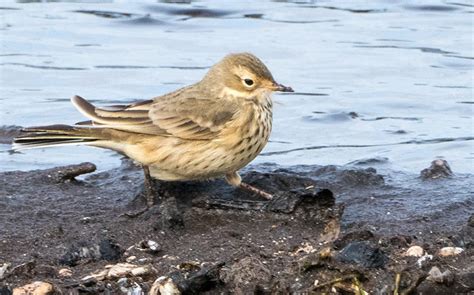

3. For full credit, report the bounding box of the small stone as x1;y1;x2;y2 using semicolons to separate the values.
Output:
438;247;464;257
130;265;153;277
136;240;161;254
427;266;443;283
80;217;93;224
147;240;160;252
116;278;143;295
0;263;10;280
117;278;129;293
126;256;137;263
416;254;433;268
128;283;143;295
427;266;454;284
420;159;453;179
12;281;54;295
59;238;122;266
58;268;72;278
404;245;424;257
149;276;180;295
336;241;387;268
138;257;152;263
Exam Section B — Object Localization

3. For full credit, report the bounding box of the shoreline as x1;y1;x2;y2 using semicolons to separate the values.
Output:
0;160;472;293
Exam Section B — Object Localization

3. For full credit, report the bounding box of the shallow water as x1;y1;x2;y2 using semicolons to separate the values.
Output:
0;0;473;175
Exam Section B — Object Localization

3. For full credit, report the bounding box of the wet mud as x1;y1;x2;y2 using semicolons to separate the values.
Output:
0;160;472;293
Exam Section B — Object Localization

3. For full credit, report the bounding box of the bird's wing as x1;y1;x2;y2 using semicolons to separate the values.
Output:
72;91;238;140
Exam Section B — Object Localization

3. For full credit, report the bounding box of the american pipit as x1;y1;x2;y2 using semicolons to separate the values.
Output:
13;52;293;205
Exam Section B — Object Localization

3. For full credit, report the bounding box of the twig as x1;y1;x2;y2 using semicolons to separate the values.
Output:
49;162;96;182
393;273;401;295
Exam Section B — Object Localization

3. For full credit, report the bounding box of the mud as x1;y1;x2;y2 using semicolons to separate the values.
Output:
0;160;472;294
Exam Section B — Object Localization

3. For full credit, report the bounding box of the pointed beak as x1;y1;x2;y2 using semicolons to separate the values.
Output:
271;82;294;92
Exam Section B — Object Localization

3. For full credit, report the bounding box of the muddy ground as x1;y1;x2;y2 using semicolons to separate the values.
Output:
0;156;473;294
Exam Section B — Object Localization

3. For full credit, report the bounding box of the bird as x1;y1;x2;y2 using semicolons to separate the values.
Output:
13;52;293;206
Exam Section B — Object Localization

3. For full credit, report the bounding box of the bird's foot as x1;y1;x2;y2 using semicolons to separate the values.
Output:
123;183;184;228
123;186;160;218
239;182;273;200
122;192;154;218
122;166;160;218
156;196;184;229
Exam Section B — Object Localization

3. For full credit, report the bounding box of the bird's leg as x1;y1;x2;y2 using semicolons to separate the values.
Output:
123;165;159;218
142;165;158;207
225;172;273;200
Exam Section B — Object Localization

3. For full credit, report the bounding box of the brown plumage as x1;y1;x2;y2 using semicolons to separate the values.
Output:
13;52;293;201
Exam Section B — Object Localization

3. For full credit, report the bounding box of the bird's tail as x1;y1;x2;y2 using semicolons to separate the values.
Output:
12;124;105;150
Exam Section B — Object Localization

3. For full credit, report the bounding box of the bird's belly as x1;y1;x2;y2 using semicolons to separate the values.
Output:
141;132;269;181
149;138;266;181
130;102;272;182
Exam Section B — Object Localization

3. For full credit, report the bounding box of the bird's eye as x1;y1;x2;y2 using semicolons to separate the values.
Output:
244;78;254;87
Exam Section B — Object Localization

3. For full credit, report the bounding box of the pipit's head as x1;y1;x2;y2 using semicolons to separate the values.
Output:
203;53;293;98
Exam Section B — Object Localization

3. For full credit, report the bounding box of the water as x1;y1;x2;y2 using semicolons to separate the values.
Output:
1;0;473;174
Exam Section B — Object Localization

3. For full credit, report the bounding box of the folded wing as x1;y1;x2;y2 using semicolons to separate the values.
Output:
71;91;238;140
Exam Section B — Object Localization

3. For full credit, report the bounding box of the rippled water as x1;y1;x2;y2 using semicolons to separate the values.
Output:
1;0;473;174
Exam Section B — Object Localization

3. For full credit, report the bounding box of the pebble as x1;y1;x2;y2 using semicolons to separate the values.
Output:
58;268;72;278
427;266;443;283
137;240;161;254
404;245;424;257
138;257;152;263
0;263;10;280
150;276;180;295
12;281;54;295
59;238;123;266
420;159;453;179
336;241;387;268
438;247;464;257
130;265;154;276
147;240;160;252
126;255;137;263
416;254;433;268
427;266;454;284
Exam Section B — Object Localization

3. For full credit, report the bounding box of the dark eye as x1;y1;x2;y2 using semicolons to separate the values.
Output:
244;78;254;86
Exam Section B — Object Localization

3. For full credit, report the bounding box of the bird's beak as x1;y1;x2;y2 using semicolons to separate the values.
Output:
271;82;294;92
